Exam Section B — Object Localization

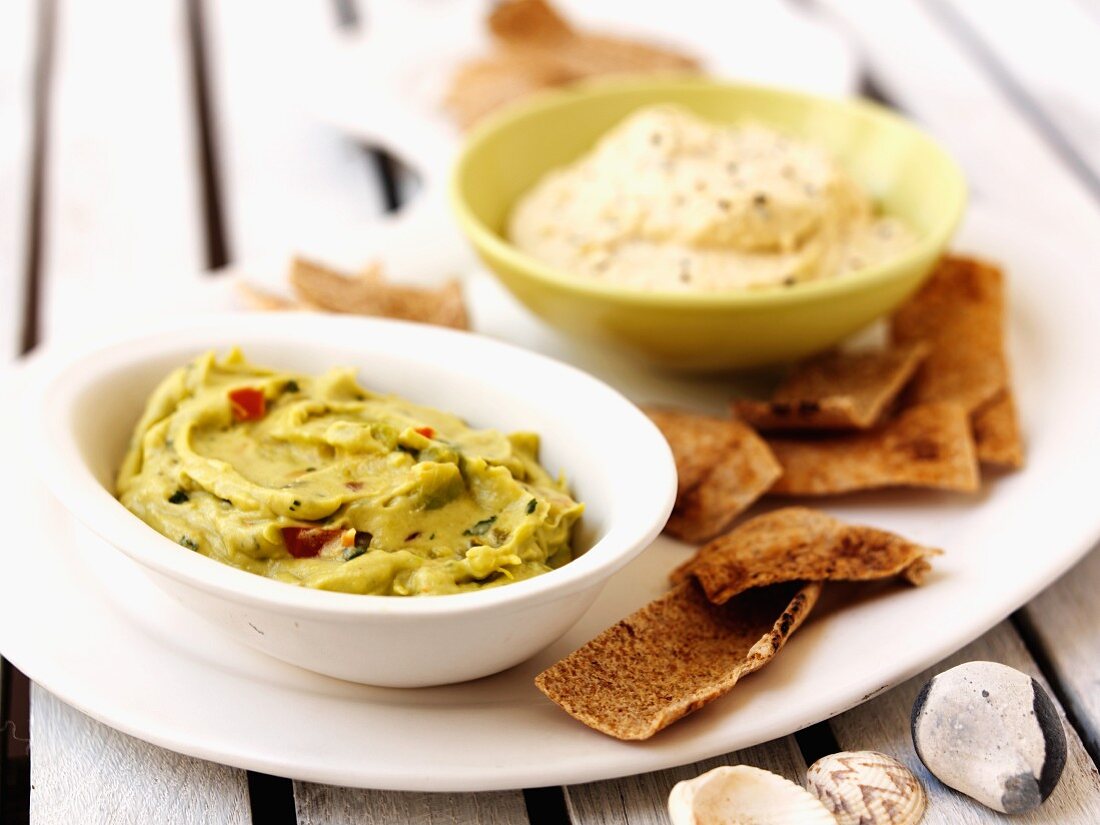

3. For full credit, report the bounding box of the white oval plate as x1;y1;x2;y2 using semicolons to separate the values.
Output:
1;207;1099;791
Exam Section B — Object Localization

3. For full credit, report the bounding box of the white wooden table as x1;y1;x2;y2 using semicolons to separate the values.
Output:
3;1;1100;822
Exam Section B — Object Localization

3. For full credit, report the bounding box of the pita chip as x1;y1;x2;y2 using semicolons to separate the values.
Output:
289;257;469;330
733;343;929;431
444;54;575;130
446;0;698;128
489;0;574;44
768;402;980;495
892;256;1007;414
534;580;820;740
645;408;781;543
973;389;1024;468
674;507;940;604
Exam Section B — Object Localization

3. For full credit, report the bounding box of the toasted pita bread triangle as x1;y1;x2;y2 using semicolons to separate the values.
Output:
444;54;576;129
733;343;929;431
973;389;1024;468
289;257;469;330
767;402;980;495
673;507;940;605
489;0;574;43
535;580;820;740
892;255;1024;471
892;256;1007;414
645;407;781;543
446;0;698;128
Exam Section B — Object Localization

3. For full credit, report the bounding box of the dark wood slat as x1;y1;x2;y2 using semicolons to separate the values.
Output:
1;1;53;820
523;787;569;825
340;0;405;216
186;0;231;269
857;71;904;112
16;0;53;355
248;771;297;825
367;147;403;214
0;663;31;824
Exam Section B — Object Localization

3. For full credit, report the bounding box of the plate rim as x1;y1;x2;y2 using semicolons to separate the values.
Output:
3;207;1100;791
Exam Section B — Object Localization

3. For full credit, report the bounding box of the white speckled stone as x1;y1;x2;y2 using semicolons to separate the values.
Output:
911;660;1067;813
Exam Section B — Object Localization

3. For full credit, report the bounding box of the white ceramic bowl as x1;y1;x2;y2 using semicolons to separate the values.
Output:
22;313;676;686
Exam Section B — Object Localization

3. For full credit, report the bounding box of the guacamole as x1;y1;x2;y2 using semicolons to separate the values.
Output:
116;350;584;596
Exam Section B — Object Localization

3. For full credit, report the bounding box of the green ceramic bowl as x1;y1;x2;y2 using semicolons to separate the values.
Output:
450;78;967;371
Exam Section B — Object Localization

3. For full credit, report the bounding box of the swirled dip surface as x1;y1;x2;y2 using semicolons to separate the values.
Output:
509;105;915;291
117;350;583;596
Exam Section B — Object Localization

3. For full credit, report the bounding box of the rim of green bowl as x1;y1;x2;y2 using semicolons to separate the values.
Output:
449;76;968;309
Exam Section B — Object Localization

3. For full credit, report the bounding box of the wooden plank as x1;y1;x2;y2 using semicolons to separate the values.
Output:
28;0;252;821
202;0;386;273
0;1;37;814
39;0;206;342
1018;546;1100;760
0;0;36;360
828;621;1100;823
816;0;1100;807
203;6;448;821
935;0;1100;193
817;0;1100;245
293;783;529;825
30;687;251;824
565;738;807;824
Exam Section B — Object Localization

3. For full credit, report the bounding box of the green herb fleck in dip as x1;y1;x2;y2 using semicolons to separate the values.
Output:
116;349;584;596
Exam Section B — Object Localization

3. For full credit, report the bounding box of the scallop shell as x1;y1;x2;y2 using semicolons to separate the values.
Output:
806;751;926;825
669;765;837;825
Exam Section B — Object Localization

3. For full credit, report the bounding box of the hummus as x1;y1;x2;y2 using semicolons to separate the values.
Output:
509;105;915;291
116;350;583;596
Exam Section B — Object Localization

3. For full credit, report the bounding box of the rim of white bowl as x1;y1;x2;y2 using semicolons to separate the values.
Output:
22;313;677;620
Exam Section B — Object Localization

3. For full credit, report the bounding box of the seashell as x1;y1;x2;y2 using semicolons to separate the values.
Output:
669;764;837;825
911;660;1067;813
807;750;926;825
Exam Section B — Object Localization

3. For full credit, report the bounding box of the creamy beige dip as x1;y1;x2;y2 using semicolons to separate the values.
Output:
509;105;915;292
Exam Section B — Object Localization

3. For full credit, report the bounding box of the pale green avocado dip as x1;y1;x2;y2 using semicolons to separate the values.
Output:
116;350;584;596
